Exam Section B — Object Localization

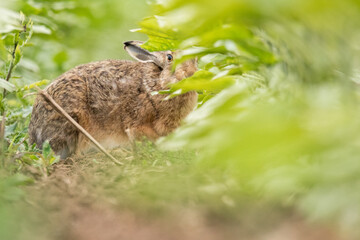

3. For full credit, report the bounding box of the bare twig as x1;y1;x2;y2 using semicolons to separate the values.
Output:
34;86;123;166
23;92;38;98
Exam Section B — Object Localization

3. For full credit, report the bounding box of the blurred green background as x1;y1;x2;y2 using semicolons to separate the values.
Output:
1;0;149;81
1;0;360;239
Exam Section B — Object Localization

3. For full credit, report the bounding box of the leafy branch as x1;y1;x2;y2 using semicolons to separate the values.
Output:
0;12;33;165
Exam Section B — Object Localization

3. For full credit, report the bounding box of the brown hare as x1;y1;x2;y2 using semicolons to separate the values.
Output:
28;41;198;159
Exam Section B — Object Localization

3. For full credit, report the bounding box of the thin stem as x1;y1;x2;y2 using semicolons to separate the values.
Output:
0;111;5;167
0;24;27;165
0;36;19;166
2;32;19;98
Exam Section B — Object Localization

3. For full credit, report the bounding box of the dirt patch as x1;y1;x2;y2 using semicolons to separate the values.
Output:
21;155;346;240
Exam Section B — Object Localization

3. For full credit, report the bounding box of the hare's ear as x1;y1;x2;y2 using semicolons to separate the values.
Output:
123;41;162;68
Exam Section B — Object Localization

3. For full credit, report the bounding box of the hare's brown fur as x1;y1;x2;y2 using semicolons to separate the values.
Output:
29;46;197;159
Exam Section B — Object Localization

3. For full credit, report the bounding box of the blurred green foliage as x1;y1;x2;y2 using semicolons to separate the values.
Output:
136;0;360;236
0;0;360;239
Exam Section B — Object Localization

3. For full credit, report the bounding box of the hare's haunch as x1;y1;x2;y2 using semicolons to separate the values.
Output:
28;41;198;159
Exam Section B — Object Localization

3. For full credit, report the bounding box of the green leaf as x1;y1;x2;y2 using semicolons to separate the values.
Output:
22;79;49;90
19;11;25;25
0;8;23;34
135;16;179;51
14;45;22;66
0;37;7;61
4;122;17;138
49;156;60;165
169;70;236;94
32;25;51;35
53;50;68;66
0;78;16;92
42;140;52;159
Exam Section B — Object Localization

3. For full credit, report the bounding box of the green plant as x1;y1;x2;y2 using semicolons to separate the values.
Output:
0;9;59;174
0;11;33;162
135;0;360;235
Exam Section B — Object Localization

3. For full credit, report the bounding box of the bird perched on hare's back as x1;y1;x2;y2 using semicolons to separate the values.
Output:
28;41;198;159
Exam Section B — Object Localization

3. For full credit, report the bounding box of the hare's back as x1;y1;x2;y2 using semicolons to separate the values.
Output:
83;60;162;118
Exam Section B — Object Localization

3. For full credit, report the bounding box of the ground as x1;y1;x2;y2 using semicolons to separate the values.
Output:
3;146;346;240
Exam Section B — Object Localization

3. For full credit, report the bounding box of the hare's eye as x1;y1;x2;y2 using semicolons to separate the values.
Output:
167;54;173;61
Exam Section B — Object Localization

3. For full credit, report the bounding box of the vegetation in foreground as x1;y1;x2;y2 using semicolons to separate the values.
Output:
1;0;360;239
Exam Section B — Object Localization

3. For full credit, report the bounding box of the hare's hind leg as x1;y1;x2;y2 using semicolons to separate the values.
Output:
29;75;88;159
29;102;78;159
49;121;79;159
37;113;80;159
